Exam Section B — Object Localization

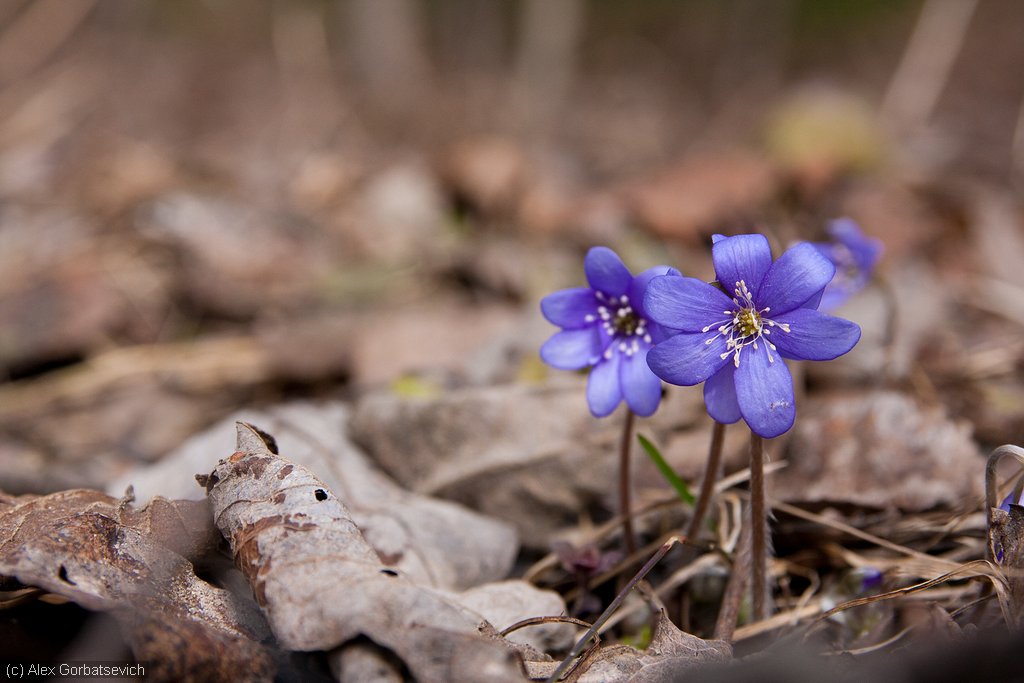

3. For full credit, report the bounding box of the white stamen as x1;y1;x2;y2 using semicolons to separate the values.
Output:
589;287;654;364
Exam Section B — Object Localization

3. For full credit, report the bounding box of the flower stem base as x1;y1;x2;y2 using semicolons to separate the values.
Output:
620;410;637;557
750;432;769;621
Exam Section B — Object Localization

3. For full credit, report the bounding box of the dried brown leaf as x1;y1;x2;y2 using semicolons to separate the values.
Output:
0;488;273;682
349;382;704;549
775;390;981;510
622;151;778;241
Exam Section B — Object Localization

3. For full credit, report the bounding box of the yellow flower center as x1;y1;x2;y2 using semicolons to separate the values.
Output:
734;308;762;339
702;279;791;367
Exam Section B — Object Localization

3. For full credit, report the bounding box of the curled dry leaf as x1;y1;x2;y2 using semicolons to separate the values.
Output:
0;489;273;682
116;496;221;565
115;401;517;591
205;422;528;681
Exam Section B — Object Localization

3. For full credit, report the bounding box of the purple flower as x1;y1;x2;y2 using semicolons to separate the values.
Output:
644;234;861;438
540;247;680;417
814;218;883;311
999;489;1024;512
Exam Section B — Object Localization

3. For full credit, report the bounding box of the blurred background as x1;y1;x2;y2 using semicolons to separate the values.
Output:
1;0;1023;496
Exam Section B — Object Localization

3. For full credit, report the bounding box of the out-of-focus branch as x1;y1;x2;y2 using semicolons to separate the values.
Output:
0;0;96;86
512;0;586;133
880;0;979;133
341;0;431;120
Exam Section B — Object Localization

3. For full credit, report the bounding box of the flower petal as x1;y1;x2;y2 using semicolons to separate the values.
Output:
587;352;622;417
814;284;849;312
802;288;825;311
621;347;662;417
769;308;861;361
646;330;729;387
646;319;677;345
629;266;680;314
756;242;836;315
541;287;598;329
703;364;741;424
540;327;601;370
830;218;883;272
644;276;735;332
584;246;632;296
712;234;773;294
734;346;795;439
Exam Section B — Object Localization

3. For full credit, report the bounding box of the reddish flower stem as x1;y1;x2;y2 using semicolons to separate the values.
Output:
713;514;751;641
750;431;768;621
620;409;637;557
686;420;726;541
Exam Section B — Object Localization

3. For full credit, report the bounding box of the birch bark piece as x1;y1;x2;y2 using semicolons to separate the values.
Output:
205;422;527;682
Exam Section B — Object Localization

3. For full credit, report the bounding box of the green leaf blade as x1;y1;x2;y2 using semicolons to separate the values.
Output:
637;433;695;506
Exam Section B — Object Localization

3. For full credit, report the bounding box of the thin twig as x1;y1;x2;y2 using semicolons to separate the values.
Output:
824;625;913;656
0;0;97;86
500;615;593;638
599;553;723;634
733;601;822;641
749;432;768;621
811;559;1009;628
686;421;726;542
771;498;960;570
545;536;682;683
619;409;637;557
521;460;788;586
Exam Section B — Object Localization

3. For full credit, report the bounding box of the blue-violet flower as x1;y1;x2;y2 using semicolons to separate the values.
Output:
540;247;679;417
813;218;883;311
644;234;861;438
999;489;1024;512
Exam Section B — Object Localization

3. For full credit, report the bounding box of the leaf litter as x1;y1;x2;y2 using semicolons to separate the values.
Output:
3;4;1024;681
